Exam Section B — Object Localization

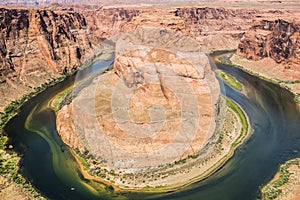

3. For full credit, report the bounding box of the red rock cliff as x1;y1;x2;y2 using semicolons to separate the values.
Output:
237;19;300;64
82;8;139;38
0;7;100;112
174;7;257;51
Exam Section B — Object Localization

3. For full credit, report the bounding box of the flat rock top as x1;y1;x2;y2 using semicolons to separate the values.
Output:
57;27;220;171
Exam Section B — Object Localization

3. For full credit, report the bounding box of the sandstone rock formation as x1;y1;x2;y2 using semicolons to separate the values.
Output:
174;7;257;52
56;27;220;171
81;8;139;38
175;7;256;21
1;1;299;196
1;4;298;126
173;7;299;52
237;19;300;64
0;7;101;112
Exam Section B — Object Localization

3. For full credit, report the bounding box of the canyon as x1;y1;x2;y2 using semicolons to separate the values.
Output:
2;3;299;113
0;1;299;199
0;7;98;112
0;6;138;112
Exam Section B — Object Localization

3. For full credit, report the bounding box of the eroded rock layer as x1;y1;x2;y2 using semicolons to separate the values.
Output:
0;7;101;112
81;8;139;38
174;7;256;51
56;27;220;171
174;7;299;52
237;19;300;64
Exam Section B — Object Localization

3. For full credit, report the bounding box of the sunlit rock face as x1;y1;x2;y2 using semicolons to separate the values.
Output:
82;8;140;38
0;7;101;112
237;19;300;65
56;27;220;171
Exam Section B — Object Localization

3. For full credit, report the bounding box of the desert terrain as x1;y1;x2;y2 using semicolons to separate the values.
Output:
0;0;299;199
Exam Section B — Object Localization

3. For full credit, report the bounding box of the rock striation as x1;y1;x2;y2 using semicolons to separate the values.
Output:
237;19;300;64
56;27;220;171
0;7;101;112
174;7;258;51
82;8;139;38
175;7;256;20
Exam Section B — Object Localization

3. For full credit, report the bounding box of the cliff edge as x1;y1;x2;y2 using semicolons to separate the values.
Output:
237;19;300;65
0;7;101;112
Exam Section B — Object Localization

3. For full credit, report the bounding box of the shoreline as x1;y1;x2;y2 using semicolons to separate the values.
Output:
3;49;296;197
214;51;300;199
261;158;300;200
0;45;114;199
70;96;251;193
214;51;300;105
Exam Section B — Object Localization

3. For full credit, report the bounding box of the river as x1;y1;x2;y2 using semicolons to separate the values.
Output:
4;52;300;200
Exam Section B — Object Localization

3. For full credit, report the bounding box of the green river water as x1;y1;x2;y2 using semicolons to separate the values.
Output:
4;52;300;200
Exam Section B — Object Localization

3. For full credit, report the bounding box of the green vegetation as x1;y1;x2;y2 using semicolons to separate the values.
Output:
295;94;300;104
143;185;166;190
0;76;66;131
262;158;300;200
73;149;93;175
215;53;300;105
225;98;248;148
216;69;242;91
50;87;73;112
0;141;45;199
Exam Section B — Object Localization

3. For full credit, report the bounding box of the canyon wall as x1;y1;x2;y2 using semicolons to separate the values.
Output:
1;4;296;114
0;7;139;112
81;8;139;38
0;7;101;112
174;7;298;53
174;7;257;51
237;19;300;65
231;18;300;96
